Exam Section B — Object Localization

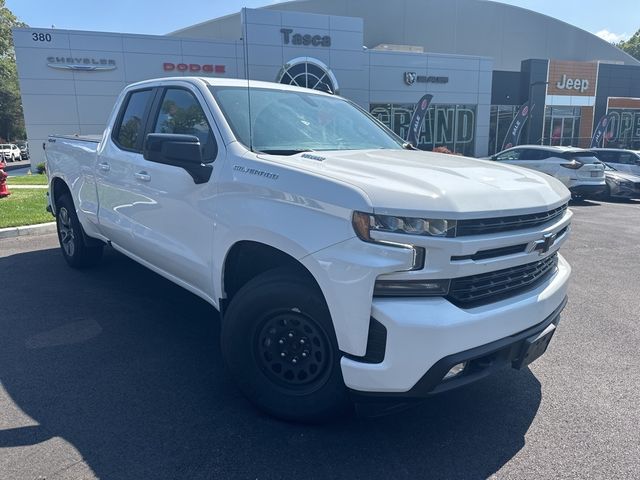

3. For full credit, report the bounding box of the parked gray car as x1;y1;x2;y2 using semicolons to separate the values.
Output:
597;162;640;199
590;148;640;176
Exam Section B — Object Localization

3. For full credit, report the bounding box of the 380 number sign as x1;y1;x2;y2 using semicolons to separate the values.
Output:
32;33;52;42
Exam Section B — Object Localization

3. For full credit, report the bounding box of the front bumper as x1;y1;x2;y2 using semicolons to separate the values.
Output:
610;182;640;199
341;253;571;395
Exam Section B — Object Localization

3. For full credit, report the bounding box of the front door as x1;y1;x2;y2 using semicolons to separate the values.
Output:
121;85;223;296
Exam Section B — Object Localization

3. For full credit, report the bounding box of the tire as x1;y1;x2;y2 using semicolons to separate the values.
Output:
221;268;352;422
55;194;103;268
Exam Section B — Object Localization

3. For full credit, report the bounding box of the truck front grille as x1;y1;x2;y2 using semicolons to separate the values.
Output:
447;253;558;308
455;204;567;236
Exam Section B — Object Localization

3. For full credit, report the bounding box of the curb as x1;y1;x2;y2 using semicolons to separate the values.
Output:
0;222;57;240
4;161;31;172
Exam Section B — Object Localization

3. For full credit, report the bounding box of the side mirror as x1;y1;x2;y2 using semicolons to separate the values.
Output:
143;133;212;184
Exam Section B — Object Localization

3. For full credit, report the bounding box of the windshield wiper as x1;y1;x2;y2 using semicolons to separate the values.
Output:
258;149;313;156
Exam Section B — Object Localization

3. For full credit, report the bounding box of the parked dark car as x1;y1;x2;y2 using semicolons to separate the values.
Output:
594;161;640;199
590;148;640;176
16;141;29;160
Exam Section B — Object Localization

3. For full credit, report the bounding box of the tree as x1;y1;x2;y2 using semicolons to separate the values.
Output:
617;28;640;61
0;0;27;142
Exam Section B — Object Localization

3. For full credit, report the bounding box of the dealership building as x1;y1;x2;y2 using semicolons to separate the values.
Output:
12;0;640;168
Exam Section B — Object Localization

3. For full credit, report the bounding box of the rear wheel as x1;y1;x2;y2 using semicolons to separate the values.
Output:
221;268;351;422
56;194;103;268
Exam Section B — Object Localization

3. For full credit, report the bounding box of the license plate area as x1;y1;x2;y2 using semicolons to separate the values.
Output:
513;324;556;369
591;171;600;177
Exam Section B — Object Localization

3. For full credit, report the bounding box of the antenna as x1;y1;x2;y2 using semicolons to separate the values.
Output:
242;9;254;152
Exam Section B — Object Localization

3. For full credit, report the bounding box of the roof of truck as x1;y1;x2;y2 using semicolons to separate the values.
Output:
127;77;336;97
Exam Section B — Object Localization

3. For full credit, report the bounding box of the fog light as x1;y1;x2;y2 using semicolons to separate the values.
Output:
443;362;467;380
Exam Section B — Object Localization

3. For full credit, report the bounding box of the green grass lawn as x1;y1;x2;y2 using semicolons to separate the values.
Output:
0;188;53;228
6;174;48;186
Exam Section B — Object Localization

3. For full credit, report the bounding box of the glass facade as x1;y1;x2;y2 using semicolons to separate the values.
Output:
542;106;582;147
370;104;477;156
488;105;520;155
606;109;640;149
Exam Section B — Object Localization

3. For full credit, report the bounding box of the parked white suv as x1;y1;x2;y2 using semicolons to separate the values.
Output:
0;144;21;162
489;146;605;197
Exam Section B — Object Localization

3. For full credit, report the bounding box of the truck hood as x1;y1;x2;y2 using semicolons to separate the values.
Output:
259;149;570;217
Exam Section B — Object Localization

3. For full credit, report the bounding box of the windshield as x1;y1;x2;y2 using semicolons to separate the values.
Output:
210;86;403;154
0;145;8;150
599;161;615;171
562;152;600;164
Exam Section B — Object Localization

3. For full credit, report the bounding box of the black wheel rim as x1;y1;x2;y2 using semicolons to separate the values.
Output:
255;308;332;392
57;207;75;257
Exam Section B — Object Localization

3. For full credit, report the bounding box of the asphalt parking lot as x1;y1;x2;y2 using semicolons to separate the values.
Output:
1;198;639;480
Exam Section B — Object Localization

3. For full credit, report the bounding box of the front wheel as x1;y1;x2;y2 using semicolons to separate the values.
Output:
221;268;352;422
56;194;103;268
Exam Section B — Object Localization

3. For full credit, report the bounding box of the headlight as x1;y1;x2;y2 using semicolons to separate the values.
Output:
352;211;456;240
373;278;450;297
614;179;633;187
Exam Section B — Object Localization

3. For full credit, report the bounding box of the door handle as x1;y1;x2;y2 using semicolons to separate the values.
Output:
134;171;151;182
98;162;110;172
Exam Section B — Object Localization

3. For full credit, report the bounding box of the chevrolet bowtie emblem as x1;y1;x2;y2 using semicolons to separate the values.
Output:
529;232;558;255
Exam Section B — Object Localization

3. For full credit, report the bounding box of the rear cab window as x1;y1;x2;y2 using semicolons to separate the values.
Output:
113;89;155;152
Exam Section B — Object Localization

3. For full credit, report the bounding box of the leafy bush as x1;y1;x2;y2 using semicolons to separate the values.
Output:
36;162;46;174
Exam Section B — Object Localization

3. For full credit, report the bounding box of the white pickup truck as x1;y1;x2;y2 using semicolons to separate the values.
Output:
45;77;572;421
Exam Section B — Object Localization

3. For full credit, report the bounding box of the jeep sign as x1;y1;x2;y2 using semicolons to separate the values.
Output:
556;74;589;93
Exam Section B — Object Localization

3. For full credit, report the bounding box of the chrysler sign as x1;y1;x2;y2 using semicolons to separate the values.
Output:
47;57;116;71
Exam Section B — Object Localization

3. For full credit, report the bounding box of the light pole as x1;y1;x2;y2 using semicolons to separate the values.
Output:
527;81;549;144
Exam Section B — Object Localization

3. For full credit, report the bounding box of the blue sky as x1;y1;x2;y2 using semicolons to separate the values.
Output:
6;0;639;42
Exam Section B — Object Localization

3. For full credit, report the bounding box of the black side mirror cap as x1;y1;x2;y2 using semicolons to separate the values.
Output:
143;133;212;184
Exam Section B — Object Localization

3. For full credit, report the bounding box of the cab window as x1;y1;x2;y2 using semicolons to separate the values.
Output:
495;149;521;161
113;89;154;152
616;152;639;165
152;88;217;162
523;149;549;160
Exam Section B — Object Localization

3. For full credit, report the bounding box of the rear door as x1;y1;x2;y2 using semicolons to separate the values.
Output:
494;148;554;178
96;87;158;249
121;84;223;295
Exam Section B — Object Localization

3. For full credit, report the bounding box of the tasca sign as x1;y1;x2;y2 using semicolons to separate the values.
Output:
280;28;331;47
